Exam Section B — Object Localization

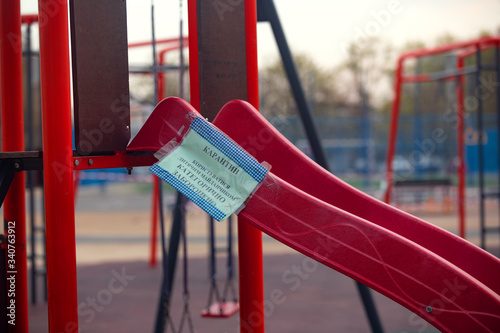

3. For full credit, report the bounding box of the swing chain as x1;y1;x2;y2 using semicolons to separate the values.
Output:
178;295;195;333
160;297;177;333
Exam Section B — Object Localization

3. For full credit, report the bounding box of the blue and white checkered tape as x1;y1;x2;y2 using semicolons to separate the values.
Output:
150;164;226;221
190;117;268;182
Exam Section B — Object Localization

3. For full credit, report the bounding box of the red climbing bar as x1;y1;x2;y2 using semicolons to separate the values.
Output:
38;0;79;331
128;36;188;49
0;1;29;331
21;14;38;25
384;56;404;204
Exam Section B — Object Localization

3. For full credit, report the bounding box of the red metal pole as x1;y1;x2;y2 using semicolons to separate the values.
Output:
384;57;404;204
0;1;29;331
187;1;199;112
237;2;265;333
456;55;466;238
38;0;78;332
187;1;264;331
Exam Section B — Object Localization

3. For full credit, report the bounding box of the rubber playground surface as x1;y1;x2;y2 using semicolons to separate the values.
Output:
27;183;499;332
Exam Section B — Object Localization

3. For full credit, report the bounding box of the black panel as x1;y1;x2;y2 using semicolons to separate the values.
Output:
197;0;247;121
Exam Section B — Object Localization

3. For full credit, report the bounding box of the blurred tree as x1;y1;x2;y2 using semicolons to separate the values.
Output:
336;36;394;113
434;32;456;46
258;53;343;117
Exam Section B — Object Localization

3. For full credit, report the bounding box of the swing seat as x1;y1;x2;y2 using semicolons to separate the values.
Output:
201;301;239;318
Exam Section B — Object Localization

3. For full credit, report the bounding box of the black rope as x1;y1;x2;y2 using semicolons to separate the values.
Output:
204;215;238;315
154;181;177;333
151;0;178;328
222;215;238;304
177;0;194;329
205;216;223;313
177;203;195;332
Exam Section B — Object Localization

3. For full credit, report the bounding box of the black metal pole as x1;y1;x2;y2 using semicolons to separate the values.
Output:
167;194;185;297
41;176;47;301
414;59;423;180
25;22;38;305
476;48;486;249
496;45;500;237
227;215;233;280
151;2;183;331
154;188;184;333
0;228;8;332
153;183;168;333
151;0;159;105
209;216;216;284
258;1;384;332
360;83;372;188
259;0;328;168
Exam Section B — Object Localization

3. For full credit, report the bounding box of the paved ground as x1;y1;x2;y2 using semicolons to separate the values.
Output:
29;255;443;333
24;182;500;332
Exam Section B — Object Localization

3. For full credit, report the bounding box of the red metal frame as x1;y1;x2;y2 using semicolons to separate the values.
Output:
72;152;156;171
37;0;78;332
1;2;29;332
20;14;38;25
384;36;500;239
3;1;261;331
187;1;264;332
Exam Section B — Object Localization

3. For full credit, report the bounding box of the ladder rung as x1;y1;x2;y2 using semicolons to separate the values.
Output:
28;254;46;260
484;227;500;233
482;191;500;198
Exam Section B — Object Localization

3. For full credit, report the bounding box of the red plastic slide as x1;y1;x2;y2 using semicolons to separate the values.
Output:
128;97;500;332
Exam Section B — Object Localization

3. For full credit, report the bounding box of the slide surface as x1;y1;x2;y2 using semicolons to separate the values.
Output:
128;97;500;333
213;100;500;296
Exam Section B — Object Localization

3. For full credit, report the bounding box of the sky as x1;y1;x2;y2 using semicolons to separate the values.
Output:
20;0;500;69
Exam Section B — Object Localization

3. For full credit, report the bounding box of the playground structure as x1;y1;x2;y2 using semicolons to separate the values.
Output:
384;37;500;247
1;1;500;333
